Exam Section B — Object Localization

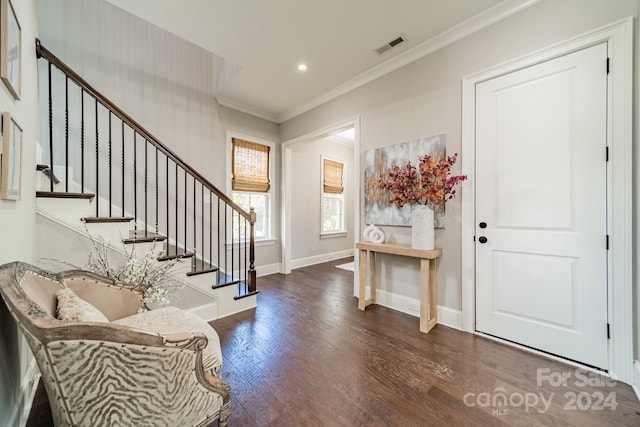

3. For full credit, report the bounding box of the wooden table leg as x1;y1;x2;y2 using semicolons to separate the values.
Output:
429;257;437;330
358;249;377;310
420;258;438;333
368;250;376;306
358;249;367;310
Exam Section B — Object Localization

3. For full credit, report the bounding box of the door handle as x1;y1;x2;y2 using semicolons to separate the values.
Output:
478;236;488;244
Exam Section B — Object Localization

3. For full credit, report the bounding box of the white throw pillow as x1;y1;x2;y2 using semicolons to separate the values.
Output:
56;288;109;322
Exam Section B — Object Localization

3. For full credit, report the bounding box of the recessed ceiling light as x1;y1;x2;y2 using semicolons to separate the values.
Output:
297;63;308;72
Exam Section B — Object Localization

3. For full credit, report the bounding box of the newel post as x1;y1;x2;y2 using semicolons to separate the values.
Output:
248;208;257;293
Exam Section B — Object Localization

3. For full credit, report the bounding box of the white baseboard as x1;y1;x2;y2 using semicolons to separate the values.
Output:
290;249;354;270
368;288;462;331
633;360;640;402
256;263;282;277
186;301;218;323
437;305;463;330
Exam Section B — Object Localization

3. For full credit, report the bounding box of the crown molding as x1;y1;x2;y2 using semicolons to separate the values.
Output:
277;0;541;123
216;96;279;123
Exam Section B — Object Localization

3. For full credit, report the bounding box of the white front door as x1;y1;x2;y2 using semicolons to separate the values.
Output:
475;43;608;369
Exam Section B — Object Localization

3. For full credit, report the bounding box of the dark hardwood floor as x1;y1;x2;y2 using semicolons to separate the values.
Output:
27;257;640;426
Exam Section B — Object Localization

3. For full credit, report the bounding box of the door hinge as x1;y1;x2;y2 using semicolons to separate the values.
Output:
605;146;609;162
607;323;611;339
606;57;610;74
606;235;610;250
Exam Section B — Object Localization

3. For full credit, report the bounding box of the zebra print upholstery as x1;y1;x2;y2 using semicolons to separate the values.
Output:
0;262;231;427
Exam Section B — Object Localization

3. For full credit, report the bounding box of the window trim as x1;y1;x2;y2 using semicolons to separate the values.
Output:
320;231;347;239
225;237;276;248
227;132;277;242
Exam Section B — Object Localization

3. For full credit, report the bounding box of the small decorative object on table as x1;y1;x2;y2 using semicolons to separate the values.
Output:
378;153;467;249
363;224;385;244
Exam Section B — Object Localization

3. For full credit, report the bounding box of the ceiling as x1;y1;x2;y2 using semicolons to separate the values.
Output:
104;0;539;123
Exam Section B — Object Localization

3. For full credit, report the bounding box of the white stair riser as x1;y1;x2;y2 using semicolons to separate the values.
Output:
36;197;94;224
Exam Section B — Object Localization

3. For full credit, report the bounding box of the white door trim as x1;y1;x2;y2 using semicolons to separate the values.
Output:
281;117;361;277
461;17;633;383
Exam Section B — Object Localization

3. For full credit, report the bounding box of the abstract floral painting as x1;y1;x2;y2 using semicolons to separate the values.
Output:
364;134;446;227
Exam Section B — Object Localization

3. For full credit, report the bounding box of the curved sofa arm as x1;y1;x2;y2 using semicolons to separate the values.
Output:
164;332;230;399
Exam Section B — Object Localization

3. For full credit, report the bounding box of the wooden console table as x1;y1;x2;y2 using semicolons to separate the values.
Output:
356;242;442;334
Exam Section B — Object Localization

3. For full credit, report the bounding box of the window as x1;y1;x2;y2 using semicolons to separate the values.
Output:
322;158;345;234
232;192;270;239
231;137;273;241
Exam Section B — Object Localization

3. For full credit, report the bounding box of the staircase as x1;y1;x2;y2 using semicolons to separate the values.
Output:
34;39;258;320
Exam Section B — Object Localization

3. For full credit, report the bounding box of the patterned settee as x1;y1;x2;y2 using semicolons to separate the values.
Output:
0;261;230;427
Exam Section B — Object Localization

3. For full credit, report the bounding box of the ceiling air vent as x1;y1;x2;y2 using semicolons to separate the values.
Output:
374;34;406;55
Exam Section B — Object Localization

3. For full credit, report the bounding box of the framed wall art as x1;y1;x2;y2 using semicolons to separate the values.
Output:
1;0;20;100
1;112;22;200
364;134;446;227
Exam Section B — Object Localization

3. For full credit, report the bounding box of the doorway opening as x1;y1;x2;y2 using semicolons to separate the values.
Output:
281;118;360;284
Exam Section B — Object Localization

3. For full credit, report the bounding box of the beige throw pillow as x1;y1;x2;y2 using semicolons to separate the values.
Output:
56;288;109;322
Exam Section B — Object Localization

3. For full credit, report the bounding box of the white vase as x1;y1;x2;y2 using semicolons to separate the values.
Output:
411;205;435;250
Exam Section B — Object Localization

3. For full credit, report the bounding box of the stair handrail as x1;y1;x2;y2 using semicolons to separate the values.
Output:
35;38;251;221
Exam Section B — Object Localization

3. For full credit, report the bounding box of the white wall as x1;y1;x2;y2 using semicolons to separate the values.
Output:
218;105;281;270
0;1;41;425
280;0;639;328
290;137;354;264
36;0;228;187
0;3;39;261
36;0;282;272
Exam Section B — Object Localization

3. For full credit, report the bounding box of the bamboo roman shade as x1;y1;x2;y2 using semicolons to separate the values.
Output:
232;138;270;192
323;159;344;194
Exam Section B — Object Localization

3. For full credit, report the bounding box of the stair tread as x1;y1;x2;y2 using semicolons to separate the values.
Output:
122;233;166;244
234;290;259;300
36;164;61;184
212;272;241;289
186;266;219;277
157;251;194;261
81;216;134;223
186;259;221;277
36;191;94;200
